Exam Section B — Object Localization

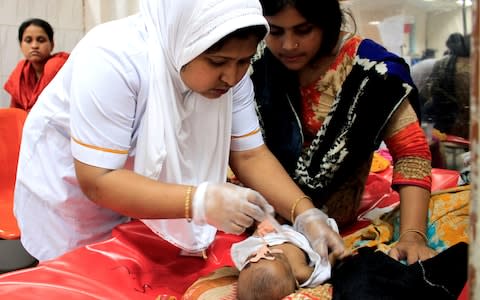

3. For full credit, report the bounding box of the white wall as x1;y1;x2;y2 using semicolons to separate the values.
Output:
84;0;138;32
348;2;471;61
426;8;472;57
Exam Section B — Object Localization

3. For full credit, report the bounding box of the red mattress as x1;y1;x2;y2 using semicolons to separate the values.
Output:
0;167;464;299
0;221;244;299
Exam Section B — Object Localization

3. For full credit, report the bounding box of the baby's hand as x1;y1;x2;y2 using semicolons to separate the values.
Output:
256;219;276;237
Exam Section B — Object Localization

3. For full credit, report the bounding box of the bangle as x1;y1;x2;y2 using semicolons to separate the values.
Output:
398;229;428;244
184;185;193;222
290;195;312;224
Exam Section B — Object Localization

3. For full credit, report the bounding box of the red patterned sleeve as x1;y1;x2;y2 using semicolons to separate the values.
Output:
384;121;432;190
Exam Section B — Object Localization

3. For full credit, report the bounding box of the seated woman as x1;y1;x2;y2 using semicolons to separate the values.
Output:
4;18;69;112
421;33;471;139
231;218;339;300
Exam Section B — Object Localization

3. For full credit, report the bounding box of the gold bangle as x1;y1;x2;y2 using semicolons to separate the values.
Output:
185;185;193;222
398;229;428;244
290;195;312;224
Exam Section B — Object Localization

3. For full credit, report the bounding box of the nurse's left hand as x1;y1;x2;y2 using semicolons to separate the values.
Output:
294;208;347;265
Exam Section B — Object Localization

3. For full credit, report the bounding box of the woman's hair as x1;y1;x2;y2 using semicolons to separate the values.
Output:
18;18;54;43
259;0;342;56
446;32;470;57
206;25;267;53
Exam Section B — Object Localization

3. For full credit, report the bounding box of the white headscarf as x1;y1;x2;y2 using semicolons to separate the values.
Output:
134;0;268;251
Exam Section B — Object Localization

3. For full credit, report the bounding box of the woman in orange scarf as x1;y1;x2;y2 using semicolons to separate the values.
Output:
4;18;69;112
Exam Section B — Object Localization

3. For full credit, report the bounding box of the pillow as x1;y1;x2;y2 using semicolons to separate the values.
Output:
284;285;333;300
182;266;239;300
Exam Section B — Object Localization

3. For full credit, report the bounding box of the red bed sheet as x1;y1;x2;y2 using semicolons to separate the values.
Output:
0;221;244;299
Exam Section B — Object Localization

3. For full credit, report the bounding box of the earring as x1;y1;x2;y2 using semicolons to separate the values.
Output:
294;43;299;48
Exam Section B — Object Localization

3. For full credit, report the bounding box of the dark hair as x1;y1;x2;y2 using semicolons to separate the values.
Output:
237;261;296;300
446;33;470;57
260;0;343;56
18;18;54;43
206;25;267;53
441;33;470;97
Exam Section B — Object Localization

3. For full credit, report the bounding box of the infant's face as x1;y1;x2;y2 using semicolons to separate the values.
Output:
239;252;298;299
245;251;296;283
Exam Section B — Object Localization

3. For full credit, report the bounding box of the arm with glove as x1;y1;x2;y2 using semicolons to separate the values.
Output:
75;144;345;263
229;145;347;264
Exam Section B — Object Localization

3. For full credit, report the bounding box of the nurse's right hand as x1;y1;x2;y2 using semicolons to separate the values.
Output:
192;182;273;234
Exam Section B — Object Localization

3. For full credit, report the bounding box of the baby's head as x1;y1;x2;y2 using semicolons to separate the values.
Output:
237;249;297;300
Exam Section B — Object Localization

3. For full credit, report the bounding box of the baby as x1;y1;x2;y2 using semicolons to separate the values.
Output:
231;218;338;300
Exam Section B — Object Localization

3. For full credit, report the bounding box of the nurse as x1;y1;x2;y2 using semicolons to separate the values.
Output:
14;0;345;263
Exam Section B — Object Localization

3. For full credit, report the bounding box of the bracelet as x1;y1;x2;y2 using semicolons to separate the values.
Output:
184;185;194;222
290;195;312;224
398;229;428;244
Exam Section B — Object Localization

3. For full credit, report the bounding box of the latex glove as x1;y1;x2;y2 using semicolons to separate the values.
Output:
294;208;346;265
192;182;274;234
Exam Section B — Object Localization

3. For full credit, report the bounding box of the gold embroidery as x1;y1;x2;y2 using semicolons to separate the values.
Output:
384;101;418;138
394;156;432;179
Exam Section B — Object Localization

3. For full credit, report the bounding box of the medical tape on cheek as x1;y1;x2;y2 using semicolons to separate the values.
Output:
248;244;284;263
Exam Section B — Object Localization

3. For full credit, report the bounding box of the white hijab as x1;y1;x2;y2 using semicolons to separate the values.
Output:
134;0;268;251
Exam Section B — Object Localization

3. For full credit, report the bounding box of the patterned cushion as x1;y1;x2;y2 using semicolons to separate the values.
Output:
182;267;238;300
